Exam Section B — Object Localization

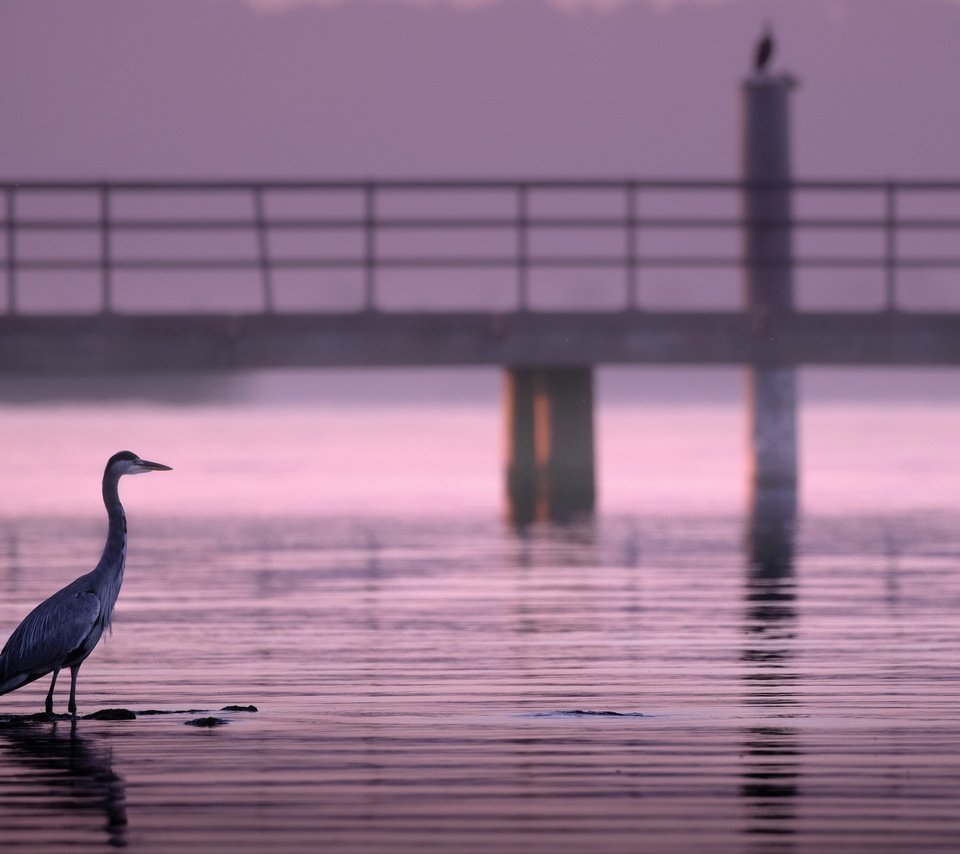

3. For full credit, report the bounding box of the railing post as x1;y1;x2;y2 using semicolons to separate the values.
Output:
252;185;275;313
625;182;639;310
516;183;529;311
884;182;897;312
99;183;113;313
364;182;377;311
5;186;16;315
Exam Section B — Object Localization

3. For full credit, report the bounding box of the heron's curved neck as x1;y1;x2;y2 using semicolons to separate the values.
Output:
103;472;126;520
98;472;127;574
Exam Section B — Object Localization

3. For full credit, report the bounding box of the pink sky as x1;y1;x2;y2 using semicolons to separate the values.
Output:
2;0;958;179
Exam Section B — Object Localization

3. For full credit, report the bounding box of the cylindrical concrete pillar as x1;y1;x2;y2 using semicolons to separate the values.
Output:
742;75;798;498
747;366;797;490
742;77;795;313
505;366;595;524
541;367;595;521
505;368;539;525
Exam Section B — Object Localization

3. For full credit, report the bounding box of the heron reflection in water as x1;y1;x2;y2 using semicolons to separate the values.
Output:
0;451;171;715
0;720;128;848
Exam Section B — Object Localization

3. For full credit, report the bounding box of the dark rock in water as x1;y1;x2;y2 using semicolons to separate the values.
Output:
2;707;252;726
185;717;228;728
83;708;137;721
530;709;647;718
563;710;645;717
0;712;73;725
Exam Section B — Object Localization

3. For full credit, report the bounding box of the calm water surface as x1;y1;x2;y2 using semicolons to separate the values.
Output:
0;396;959;851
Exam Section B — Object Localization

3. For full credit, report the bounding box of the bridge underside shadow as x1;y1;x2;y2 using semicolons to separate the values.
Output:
4;311;960;373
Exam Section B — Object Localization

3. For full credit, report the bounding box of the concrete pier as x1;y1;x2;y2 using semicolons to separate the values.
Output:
742;73;798;501
505;367;595;524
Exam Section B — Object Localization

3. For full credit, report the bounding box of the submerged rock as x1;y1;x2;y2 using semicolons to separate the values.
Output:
531;709;647;718
185;716;229;728
83;708;137;721
2;705;258;726
0;711;73;725
563;710;645;717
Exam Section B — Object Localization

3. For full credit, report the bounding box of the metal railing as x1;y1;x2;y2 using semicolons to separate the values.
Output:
2;178;960;314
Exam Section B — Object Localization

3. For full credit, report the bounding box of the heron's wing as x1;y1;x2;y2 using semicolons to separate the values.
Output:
0;590;101;681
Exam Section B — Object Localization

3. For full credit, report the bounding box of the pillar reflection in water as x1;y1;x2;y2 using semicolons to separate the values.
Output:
0;720;127;848
741;484;800;844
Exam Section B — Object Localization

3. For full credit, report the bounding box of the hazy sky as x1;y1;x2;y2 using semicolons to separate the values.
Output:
1;0;957;179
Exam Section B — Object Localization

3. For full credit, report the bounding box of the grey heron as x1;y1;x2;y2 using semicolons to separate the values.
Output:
0;451;171;715
755;24;774;73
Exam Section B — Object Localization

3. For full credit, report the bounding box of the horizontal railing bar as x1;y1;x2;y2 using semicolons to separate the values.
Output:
9;177;960;193
14;259;260;271
6;218;261;231
15;255;960;272
8;215;960;232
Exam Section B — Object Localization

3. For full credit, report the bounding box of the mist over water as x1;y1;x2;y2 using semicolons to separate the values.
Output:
1;366;959;517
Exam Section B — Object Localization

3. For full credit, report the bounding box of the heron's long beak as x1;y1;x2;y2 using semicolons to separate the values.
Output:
138;459;173;472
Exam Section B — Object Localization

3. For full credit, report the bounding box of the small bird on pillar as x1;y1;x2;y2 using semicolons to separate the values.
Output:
754;24;774;74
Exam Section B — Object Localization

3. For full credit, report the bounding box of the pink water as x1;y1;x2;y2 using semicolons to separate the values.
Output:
1;392;958;519
1;382;959;851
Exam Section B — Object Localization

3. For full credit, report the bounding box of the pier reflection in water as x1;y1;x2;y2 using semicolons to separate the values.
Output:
0;506;959;851
742;487;799;842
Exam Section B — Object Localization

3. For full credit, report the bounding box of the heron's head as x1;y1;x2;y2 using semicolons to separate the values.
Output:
107;450;173;477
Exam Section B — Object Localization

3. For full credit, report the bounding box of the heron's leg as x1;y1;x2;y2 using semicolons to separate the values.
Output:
68;664;81;717
45;669;60;715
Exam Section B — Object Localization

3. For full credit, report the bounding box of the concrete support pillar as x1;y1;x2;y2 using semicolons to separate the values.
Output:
742;74;798;503
505;368;538;523
748;367;797;491
505;366;595;524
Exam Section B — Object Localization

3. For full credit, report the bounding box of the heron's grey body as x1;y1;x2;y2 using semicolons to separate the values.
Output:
0;451;170;715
